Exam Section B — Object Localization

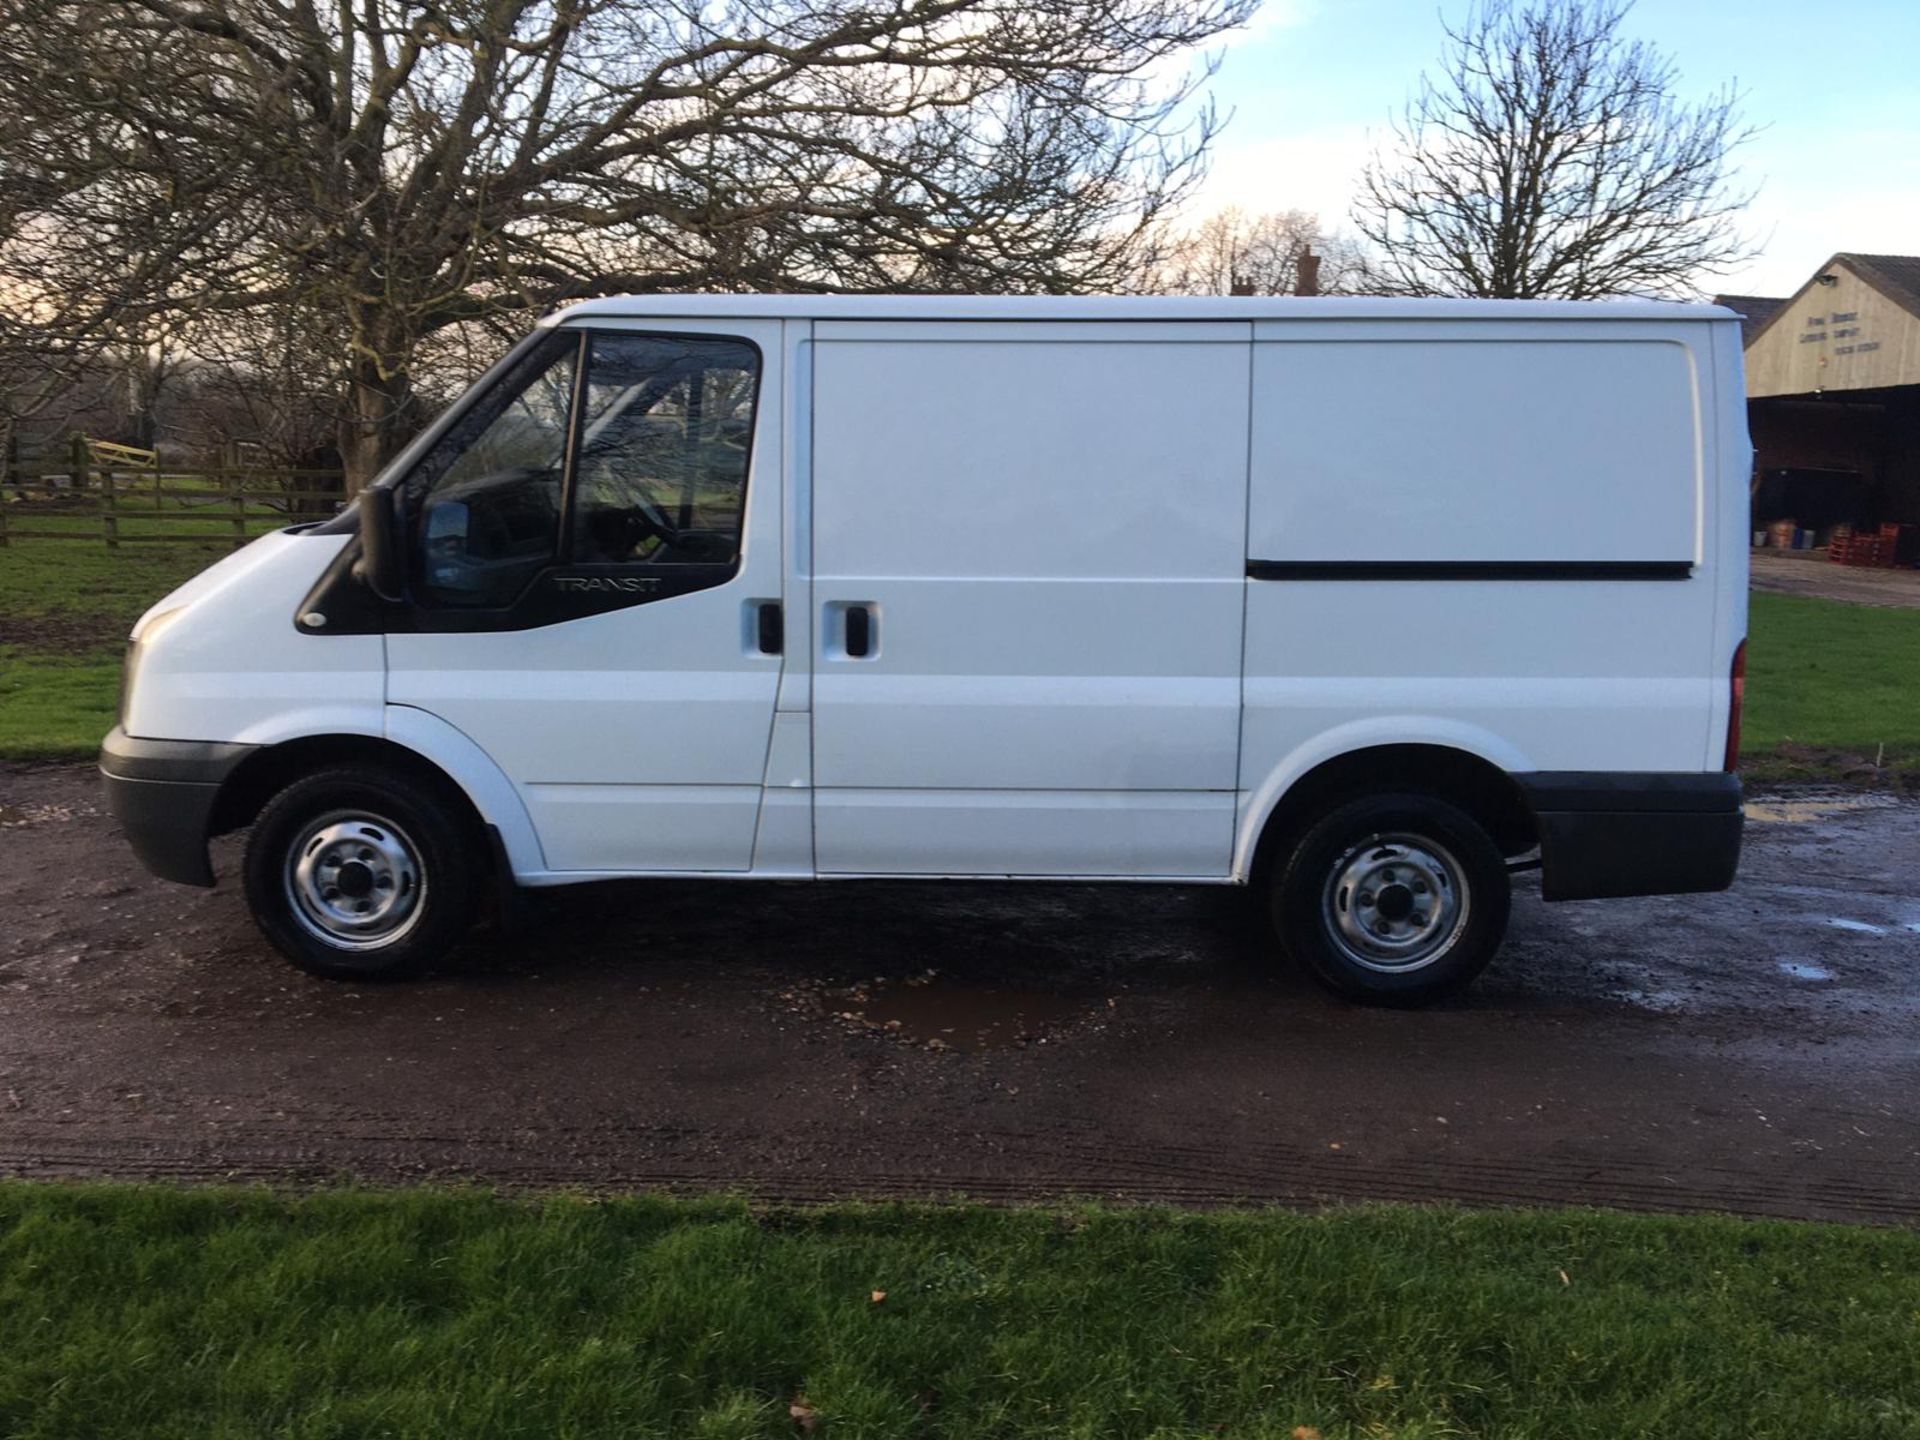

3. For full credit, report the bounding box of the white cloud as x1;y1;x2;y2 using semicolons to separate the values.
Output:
1223;0;1320;45
1192;128;1375;229
1194;123;1920;298
1714;130;1920;296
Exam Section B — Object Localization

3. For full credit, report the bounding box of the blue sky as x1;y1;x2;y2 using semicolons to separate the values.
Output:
1193;0;1920;296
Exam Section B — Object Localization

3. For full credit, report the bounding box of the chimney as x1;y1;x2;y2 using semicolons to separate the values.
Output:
1294;246;1321;297
1229;273;1256;297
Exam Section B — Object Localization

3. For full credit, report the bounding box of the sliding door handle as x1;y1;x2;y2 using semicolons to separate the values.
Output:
845;604;873;659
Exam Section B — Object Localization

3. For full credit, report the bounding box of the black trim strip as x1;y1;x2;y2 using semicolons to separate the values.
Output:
1246;560;1694;582
1515;770;1742;815
99;727;257;785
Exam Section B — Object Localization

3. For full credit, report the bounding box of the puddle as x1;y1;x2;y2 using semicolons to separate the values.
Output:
1746;794;1898;825
1778;961;1834;981
821;974;1087;1052
1825;918;1888;935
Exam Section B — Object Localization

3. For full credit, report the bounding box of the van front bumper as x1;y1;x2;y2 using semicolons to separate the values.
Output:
1517;771;1743;902
99;727;257;887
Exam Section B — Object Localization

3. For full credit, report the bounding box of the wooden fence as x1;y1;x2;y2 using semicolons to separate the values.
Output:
0;436;346;549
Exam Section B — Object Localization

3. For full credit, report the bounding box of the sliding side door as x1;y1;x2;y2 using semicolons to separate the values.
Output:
808;321;1251;877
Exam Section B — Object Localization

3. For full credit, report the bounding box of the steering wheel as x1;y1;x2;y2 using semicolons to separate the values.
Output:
625;489;681;547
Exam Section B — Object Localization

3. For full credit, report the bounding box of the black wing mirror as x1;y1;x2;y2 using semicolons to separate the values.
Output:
354;486;406;603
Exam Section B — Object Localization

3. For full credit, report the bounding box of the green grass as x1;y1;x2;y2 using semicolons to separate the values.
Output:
0;536;228;628
1;1184;1917;1439
0;646;124;758
0;541;228;758
1742;591;1920;785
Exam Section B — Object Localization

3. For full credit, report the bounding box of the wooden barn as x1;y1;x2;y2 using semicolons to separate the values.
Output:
1724;253;1920;550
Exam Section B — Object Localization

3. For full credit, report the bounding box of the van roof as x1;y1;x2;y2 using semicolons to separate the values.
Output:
547;294;1736;325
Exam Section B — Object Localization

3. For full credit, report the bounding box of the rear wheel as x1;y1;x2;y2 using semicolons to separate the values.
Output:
242;765;481;979
1271;792;1510;1004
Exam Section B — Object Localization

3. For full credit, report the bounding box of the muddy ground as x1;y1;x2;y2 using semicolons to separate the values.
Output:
1;763;1916;1223
1750;548;1920;609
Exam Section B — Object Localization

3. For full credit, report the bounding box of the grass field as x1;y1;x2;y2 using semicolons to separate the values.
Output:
1741;591;1920;783
0;542;226;758
0;539;1916;781
1;1183;1917;1439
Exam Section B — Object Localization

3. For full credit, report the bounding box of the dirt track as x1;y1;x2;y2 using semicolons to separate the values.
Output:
2;763;1917;1223
1749;548;1920;609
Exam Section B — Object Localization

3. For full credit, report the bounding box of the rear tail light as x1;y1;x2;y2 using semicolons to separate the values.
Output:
1724;638;1746;771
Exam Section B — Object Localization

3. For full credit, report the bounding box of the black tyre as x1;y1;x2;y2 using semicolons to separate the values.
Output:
1271;792;1510;1005
242;764;482;980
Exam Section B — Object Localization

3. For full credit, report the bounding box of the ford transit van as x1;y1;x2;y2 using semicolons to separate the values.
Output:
101;296;1748;1003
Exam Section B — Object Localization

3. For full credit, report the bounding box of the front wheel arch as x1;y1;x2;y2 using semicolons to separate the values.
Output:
211;734;487;847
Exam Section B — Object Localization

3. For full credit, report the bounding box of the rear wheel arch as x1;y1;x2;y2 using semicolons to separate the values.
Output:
1246;743;1536;890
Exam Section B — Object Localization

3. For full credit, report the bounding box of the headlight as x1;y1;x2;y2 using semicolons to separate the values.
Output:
129;605;184;646
120;607;184;731
119;639;144;728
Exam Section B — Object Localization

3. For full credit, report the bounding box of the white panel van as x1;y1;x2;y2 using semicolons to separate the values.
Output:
101;296;1749;1003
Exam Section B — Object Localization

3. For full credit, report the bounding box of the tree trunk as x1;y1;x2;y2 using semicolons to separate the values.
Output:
341;358;414;496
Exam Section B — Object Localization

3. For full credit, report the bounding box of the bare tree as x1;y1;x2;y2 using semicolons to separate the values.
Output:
0;65;244;451
1138;206;1371;295
1353;0;1754;299
0;0;1254;490
166;307;351;471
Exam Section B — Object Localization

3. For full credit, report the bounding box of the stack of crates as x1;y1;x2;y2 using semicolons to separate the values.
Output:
1828;523;1905;568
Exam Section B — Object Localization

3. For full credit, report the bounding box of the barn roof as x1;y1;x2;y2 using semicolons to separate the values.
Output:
1711;294;1786;346
1745;253;1920;349
1843;254;1920;317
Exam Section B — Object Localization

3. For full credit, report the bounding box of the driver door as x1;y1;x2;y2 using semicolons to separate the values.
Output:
386;320;786;873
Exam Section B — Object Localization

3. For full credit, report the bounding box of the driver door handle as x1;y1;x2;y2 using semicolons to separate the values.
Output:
756;601;783;655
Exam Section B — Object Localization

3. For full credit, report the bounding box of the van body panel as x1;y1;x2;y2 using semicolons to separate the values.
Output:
1235;318;1734;855
554;295;1731;324
776;320;815;717
1705;318;1753;766
384;317;787;873
749;709;815;875
382;703;549;877
809;580;1242;790
1229;712;1534;879
119;532;384;744
1247;336;1702;564
815;789;1236;878
808;328;1249;876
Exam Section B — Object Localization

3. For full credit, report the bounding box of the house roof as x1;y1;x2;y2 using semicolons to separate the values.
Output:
1711;294;1786;346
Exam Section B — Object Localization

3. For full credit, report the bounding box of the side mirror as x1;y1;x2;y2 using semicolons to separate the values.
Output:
354;486;406;603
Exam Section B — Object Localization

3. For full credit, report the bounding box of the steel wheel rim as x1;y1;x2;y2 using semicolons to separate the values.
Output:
284;811;426;951
1322;831;1469;974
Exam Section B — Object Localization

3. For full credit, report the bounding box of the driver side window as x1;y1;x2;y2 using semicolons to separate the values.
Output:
570;333;760;567
403;328;760;615
409;332;579;609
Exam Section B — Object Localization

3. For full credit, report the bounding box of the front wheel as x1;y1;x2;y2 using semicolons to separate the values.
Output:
242;765;481;979
1271;793;1511;1005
